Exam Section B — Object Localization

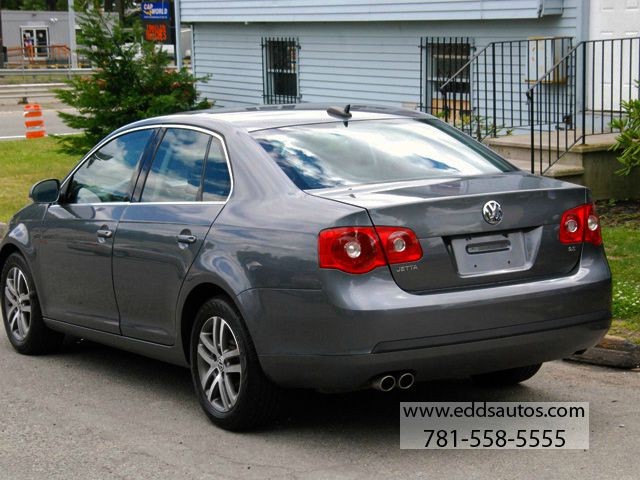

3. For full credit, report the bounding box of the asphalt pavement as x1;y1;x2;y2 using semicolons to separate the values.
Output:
0;335;638;480
0;103;79;139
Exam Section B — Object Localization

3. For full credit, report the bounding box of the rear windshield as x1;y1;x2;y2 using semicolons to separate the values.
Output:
252;118;514;190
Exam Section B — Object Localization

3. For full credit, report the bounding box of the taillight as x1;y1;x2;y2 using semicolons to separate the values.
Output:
585;205;602;245
318;226;423;274
559;204;602;246
318;227;385;274
375;227;424;264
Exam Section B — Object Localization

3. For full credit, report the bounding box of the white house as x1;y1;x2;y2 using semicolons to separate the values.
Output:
182;0;639;146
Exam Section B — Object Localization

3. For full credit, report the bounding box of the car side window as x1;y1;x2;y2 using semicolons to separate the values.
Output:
202;137;232;202
141;128;211;203
68;129;154;204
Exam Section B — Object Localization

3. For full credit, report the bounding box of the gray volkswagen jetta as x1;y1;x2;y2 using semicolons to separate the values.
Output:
0;105;611;430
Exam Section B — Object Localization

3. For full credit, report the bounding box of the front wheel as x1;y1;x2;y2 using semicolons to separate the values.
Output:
472;363;542;386
190;296;282;431
1;253;63;354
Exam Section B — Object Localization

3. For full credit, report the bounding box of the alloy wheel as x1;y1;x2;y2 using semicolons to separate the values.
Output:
4;267;32;342
197;316;243;412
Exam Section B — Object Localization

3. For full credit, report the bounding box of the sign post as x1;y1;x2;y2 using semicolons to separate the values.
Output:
174;0;182;69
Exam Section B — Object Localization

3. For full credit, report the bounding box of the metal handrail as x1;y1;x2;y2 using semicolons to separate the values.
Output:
525;43;580;97
441;37;574;95
434;36;573;142
526;35;640;174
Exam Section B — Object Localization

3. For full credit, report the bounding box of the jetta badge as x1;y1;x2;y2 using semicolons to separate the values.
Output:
482;200;503;225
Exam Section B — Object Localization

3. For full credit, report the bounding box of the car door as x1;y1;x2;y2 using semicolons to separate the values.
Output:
112;126;232;345
37;128;157;333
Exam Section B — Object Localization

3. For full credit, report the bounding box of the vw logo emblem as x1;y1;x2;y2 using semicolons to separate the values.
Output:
482;200;503;225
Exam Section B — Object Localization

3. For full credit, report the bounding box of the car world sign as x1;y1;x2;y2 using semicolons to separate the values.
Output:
142;2;169;20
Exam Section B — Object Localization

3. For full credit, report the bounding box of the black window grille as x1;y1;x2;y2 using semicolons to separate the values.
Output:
261;37;300;104
420;37;473;118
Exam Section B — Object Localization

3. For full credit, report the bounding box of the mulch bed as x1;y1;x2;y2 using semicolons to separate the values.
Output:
596;200;640;228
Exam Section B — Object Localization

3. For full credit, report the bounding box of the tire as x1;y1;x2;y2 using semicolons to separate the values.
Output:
1;253;64;355
190;296;282;431
472;363;542;386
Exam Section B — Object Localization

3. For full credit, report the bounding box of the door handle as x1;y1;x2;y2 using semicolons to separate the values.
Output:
177;234;197;244
97;228;113;239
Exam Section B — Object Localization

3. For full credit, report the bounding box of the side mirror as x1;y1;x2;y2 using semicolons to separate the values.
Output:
29;179;60;204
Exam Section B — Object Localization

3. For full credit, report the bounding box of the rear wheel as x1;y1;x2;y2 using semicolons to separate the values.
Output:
1;253;63;354
190;296;282;431
472;363;542;386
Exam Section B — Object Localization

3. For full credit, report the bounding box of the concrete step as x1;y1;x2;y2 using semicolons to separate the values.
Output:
485;131;618;165
506;157;585;181
487;137;584;164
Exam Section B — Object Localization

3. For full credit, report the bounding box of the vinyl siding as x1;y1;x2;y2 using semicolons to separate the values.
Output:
192;0;579;112
183;0;563;23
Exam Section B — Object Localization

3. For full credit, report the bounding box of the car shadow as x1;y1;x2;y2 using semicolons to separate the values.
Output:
58;338;539;435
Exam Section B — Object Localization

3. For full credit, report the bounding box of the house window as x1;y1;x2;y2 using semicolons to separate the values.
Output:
421;37;473;118
261;37;300;104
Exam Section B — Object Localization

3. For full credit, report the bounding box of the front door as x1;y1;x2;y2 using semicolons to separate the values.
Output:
21;27;49;59
113;127;232;345
38;129;156;333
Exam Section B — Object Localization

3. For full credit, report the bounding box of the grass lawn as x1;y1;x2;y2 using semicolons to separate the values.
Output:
598;201;640;344
0;137;80;223
0;74;73;85
0;138;638;342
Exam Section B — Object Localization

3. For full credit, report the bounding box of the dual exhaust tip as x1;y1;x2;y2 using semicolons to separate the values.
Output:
371;372;415;392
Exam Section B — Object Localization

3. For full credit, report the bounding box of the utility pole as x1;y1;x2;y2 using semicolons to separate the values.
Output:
0;0;4;69
174;0;182;69
67;0;78;68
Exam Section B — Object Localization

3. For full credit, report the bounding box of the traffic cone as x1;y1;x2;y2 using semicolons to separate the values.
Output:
24;104;46;139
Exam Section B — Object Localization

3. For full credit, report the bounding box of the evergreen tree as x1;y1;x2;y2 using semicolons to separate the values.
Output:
55;7;210;154
3;0;64;11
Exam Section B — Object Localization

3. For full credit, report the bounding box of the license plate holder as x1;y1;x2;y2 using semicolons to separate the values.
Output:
450;230;533;277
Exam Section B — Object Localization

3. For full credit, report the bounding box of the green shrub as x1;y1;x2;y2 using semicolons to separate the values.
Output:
610;81;640;176
55;6;210;154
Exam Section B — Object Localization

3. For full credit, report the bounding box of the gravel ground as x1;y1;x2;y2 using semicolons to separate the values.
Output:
0;336;639;480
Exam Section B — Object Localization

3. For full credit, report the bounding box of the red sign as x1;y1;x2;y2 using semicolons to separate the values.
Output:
145;23;168;42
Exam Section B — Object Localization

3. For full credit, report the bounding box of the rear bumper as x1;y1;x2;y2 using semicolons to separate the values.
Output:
238;244;611;390
259;313;610;390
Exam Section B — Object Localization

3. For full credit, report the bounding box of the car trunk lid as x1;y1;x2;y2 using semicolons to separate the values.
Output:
311;172;588;292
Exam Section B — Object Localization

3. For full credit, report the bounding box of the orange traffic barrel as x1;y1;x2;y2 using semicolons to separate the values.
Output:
24;104;46;139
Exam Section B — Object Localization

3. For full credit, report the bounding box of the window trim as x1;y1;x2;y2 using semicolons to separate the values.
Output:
59;124;234;206
20;26;50;59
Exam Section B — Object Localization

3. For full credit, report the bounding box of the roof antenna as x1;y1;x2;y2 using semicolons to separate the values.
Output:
327;104;353;126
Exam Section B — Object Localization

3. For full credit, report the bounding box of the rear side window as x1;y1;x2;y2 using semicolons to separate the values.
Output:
252;119;514;190
68;129;153;204
141;129;210;202
202;138;231;202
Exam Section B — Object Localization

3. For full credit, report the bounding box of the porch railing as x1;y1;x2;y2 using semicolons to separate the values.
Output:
438;37;573;141
527;36;640;173
2;45;72;69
